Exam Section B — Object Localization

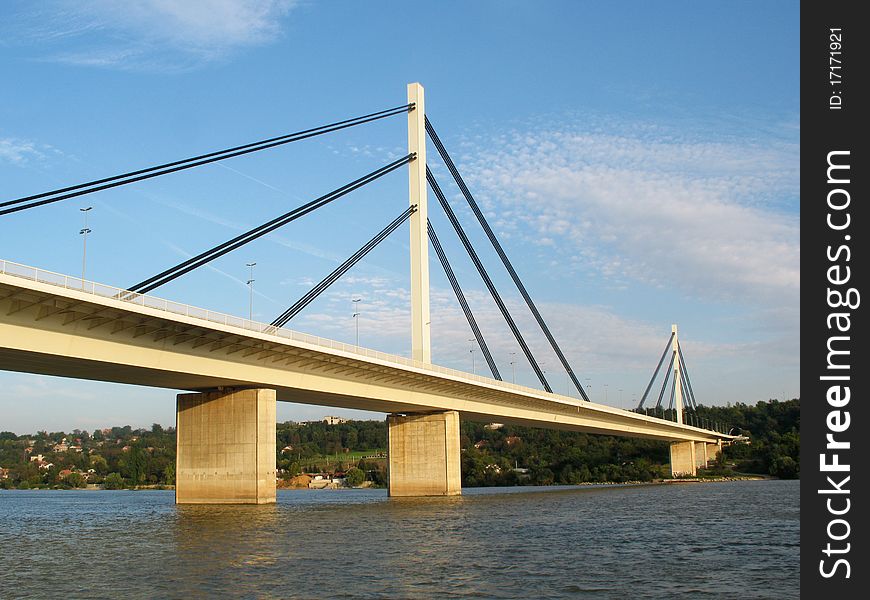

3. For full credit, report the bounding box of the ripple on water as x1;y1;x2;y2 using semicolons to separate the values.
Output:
0;481;798;599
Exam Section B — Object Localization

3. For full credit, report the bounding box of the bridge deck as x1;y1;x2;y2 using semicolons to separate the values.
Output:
0;259;729;443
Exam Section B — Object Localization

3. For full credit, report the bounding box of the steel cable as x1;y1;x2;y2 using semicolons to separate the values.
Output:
2;104;413;216
127;154;413;294
426;118;588;401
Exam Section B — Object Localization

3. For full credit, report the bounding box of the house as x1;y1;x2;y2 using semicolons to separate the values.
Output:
505;436;522;447
69;445;83;453
52;442;69;453
58;469;73;479
322;416;348;425
38;462;54;471
0;467;9;480
30;454;45;463
473;440;488;449
484;423;504;430
281;445;294;453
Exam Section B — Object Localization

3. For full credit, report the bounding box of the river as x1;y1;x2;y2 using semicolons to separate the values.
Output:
0;480;798;599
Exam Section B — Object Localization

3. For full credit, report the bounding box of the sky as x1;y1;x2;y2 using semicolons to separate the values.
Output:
0;0;799;434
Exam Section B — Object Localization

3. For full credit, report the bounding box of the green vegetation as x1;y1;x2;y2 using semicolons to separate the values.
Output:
694;398;800;479
344;467;365;487
0;424;175;490
0;398;799;490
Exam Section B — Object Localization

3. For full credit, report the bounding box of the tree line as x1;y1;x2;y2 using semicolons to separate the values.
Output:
0;398;799;490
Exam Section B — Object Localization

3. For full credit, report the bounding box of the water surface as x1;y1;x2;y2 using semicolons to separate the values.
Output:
0;480;799;599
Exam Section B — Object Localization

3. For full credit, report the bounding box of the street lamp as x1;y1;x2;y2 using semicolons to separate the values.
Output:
246;262;256;321
509;352;517;384
604;384;609;403
352;298;362;347
468;338;476;374
79;207;92;287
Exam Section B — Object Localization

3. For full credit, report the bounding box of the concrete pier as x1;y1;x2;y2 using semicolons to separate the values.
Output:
694;441;708;469
706;442;722;464
669;440;697;477
387;411;461;496
176;388;276;504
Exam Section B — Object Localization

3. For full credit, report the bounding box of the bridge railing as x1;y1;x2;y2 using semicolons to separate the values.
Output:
0;258;559;401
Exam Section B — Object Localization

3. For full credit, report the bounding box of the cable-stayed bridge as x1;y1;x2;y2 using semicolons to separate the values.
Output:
0;83;734;503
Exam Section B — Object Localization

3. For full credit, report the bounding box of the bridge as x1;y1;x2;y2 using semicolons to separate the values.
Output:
1;83;733;503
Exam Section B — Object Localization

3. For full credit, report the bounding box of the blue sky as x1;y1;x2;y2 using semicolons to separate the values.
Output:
0;1;799;434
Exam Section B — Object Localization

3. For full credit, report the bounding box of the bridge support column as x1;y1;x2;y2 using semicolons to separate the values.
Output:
176;388;276;504
669;441;697;477
694;441;708;469
706;442;722;464
387;411;461;497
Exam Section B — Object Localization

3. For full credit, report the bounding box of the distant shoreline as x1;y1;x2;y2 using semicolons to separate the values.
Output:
1;474;776;493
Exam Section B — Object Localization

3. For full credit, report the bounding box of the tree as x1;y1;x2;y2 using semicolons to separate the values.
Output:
104;472;125;490
162;463;175;485
345;467;365;486
65;472;86;488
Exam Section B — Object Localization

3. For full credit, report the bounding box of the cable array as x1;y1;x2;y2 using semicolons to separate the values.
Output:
428;167;551;392
637;333;674;410
127;155;413;294
1;104;412;217
426;118;589;401
428;221;501;381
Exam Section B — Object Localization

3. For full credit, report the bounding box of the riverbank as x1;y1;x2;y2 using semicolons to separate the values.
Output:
2;473;775;492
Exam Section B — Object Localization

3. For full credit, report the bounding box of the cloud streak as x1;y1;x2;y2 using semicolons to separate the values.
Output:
6;0;298;71
0;137;43;164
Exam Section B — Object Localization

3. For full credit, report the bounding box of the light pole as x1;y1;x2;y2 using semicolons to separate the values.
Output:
468;338;476;374
352;298;362;347
585;377;591;400
509;352;516;384
246;262;256;321
79;207;92;287
604;384;609;403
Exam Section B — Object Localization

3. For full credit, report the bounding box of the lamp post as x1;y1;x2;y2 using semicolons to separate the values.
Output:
604;384;609;403
468;338;476;374
509;352;516;384
79;207;92;287
352;298;362;347
246;262;256;321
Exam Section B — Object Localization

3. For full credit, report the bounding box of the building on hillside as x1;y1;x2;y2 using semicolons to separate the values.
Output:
484;423;504;430
323;416;348;425
0;467;9;480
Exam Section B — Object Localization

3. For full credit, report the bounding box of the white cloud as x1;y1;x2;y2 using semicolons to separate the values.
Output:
456;123;800;305
0;137;42;164
8;0;298;70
